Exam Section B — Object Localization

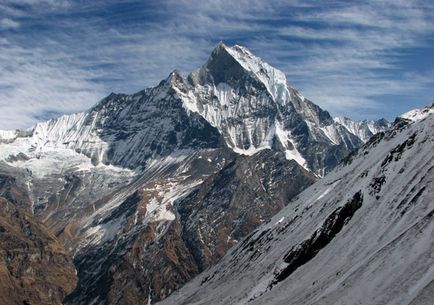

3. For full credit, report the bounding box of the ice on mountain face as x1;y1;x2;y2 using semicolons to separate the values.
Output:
223;44;291;103
274;121;308;169
0;111;111;174
27;112;109;163
178;71;308;168
177;78;277;154
319;125;342;145
0;130;133;180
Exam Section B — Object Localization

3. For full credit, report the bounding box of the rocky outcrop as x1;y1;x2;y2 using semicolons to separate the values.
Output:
271;191;363;286
0;197;77;305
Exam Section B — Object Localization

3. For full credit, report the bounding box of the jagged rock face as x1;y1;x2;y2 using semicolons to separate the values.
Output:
0;160;35;212
0;197;77;305
89;76;223;169
270;191;363;287
63;149;315;305
177;150;316;271
158;112;434;305
67;218;200;305
63;149;232;305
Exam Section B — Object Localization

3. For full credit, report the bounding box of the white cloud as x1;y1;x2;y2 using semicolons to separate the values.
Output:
0;39;106;129
0;18;19;29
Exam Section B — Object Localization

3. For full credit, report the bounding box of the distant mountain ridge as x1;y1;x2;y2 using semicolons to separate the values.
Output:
334;116;389;143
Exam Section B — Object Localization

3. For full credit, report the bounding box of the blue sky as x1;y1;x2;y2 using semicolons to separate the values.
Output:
0;0;433;129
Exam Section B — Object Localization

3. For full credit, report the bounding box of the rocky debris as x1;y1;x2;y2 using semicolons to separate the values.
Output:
381;132;417;167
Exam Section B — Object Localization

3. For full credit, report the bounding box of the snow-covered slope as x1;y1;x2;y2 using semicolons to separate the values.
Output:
0;130;18;142
158;112;434;305
400;101;434;122
334;116;389;143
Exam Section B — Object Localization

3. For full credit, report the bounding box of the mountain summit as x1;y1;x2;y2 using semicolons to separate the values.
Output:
183;43;386;175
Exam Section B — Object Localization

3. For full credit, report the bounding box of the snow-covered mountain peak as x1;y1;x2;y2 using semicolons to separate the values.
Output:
180;43;371;174
196;42;292;103
400;101;434;122
334;116;390;143
224;44;291;102
165;69;184;85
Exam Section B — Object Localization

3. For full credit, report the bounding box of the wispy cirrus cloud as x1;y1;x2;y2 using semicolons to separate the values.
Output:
0;0;433;129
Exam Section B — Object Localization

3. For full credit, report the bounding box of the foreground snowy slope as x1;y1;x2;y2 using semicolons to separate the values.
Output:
158;110;434;305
